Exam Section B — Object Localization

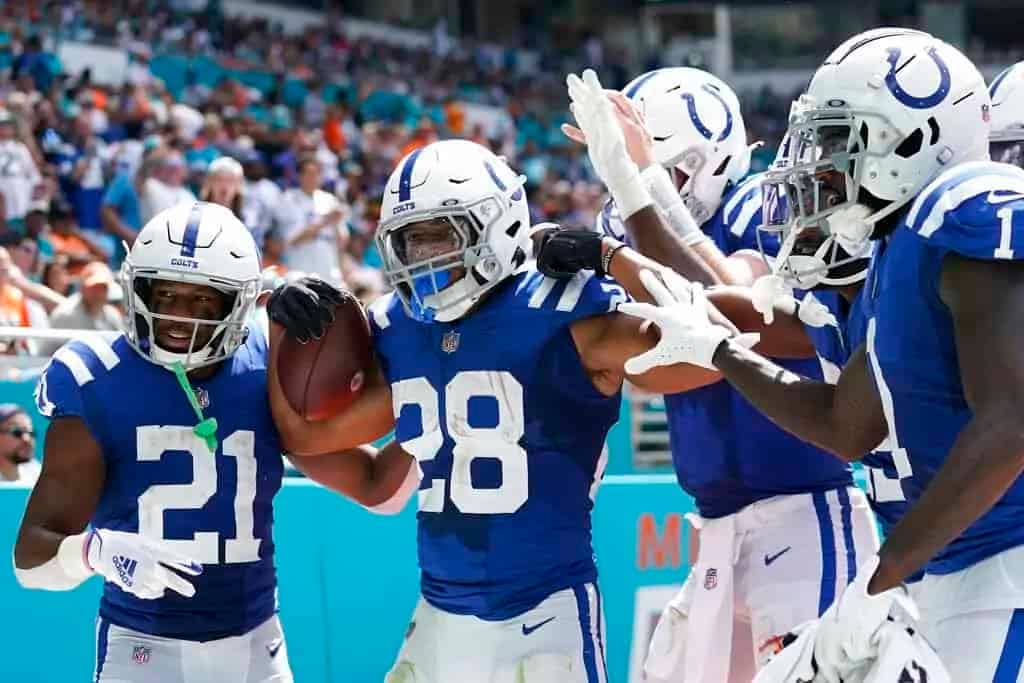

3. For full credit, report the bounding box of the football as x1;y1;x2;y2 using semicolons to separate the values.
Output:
276;290;374;421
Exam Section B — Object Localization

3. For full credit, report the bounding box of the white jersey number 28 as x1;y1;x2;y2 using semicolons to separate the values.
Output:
392;371;528;515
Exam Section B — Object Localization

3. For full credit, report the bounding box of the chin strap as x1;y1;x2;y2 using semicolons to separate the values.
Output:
171;362;219;453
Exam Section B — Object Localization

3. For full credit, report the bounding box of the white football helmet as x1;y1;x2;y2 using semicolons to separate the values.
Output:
763;28;990;288
623;67;753;225
121;201;262;371
989;61;1024;168
377;139;530;323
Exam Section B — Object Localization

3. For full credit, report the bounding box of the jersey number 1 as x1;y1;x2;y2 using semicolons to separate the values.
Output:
136;426;260;565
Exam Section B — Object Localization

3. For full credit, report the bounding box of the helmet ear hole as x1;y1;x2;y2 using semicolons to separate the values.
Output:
712;155;731;176
894;128;924;158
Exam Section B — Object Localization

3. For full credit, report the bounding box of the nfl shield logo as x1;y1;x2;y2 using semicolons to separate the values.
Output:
704;568;718;590
441;331;460;354
196;388;210;409
983;103;991;123
131;645;151;664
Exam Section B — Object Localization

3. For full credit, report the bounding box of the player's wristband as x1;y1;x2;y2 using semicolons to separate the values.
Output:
608;166;653;221
600;241;627;277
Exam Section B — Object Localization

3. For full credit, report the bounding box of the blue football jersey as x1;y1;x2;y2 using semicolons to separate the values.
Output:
801;286;910;539
35;330;284;640
864;160;1024;574
368;266;625;620
666;176;852;518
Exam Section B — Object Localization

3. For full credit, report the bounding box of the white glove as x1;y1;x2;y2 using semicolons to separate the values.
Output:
619;269;760;373
750;273;791;325
750;274;838;329
86;529;203;600
795;295;839;329
566;69;651;219
813;555;919;683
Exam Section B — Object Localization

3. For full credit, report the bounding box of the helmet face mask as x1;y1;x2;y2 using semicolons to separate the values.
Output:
122;202;262;372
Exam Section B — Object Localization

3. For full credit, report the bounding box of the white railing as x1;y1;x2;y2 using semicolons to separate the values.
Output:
625;383;672;469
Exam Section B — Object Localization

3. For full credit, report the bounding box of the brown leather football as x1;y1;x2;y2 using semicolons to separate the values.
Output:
276;291;373;421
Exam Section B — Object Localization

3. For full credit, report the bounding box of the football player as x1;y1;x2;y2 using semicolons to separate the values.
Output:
618;29;1024;680
12;202;406;682
989;61;1024;169
264;138;772;683
555;68;878;682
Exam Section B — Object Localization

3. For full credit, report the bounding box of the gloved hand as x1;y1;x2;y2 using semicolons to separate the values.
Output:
620;269;759;373
565;69;652;220
750;273;838;329
813;555;919;683
266;276;345;343
534;227;608;279
86;528;203;600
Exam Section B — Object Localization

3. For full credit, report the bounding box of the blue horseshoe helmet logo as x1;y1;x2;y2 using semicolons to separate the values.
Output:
884;46;951;109
680;83;734;142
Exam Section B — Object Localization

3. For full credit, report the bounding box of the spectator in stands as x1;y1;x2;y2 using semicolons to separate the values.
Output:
22;202;52;263
41;255;71;298
43;261;122;355
101;149;146;260
59;113;109;249
261;228;287;275
273;156;347;285
241;153;280;245
0;404;40;484
200;155;244;219
0;246;52;355
11;35;56;95
0;247;31;333
8;235;40;282
0;109;42;231
47;200;107;277
139;148;195;224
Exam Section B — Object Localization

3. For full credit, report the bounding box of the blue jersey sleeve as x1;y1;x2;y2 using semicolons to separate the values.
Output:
904;160;1024;261
35;352;86;421
709;175;768;255
516;268;629;322
34;339;118;449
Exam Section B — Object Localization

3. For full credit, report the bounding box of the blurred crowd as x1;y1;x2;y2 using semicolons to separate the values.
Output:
0;1;805;357
0;0;635;354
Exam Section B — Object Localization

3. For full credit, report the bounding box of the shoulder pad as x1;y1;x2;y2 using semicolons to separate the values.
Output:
904;161;1024;260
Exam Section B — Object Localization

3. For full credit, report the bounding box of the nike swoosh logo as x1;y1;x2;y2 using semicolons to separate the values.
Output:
267;639;283;658
764;546;792;566
986;191;1024;205
522;616;556;636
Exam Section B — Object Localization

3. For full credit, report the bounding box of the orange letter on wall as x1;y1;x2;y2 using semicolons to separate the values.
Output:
637;513;682;569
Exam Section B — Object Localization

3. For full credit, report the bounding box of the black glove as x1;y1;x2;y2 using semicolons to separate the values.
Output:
266;276;345;343
534;228;606;280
